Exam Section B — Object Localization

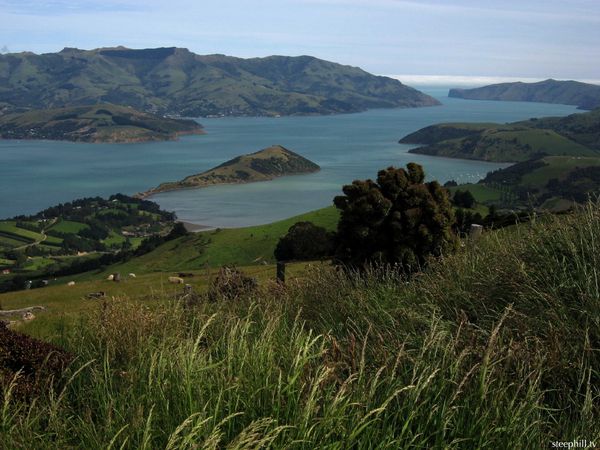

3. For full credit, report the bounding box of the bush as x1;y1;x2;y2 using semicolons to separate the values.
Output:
0;322;72;400
274;221;334;261
208;266;257;302
452;189;475;208
333;163;457;271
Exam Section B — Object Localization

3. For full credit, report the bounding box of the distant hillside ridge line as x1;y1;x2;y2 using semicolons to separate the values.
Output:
448;79;600;110
0;46;440;117
399;108;600;162
0;104;204;143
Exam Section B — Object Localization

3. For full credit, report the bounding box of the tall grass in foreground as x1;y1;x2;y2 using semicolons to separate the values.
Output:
2;204;600;448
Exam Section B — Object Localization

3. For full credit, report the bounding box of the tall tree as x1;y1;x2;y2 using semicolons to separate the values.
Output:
334;163;457;271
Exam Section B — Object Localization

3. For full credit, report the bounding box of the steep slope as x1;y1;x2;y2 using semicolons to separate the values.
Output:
478;155;600;209
141;145;320;196
400;109;600;162
448;79;600;110
0;104;204;142
516;108;600;151
0;47;439;117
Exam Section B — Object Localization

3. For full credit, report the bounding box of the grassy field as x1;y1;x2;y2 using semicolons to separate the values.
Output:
492;128;592;156
0;235;26;248
22;257;57;272
102;230;127;247
521;155;600;186
101;206;340;275
0;221;43;242
1;261;315;338
1;204;598;447
49;219;89;234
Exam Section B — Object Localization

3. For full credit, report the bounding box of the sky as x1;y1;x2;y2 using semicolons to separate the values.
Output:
1;0;599;83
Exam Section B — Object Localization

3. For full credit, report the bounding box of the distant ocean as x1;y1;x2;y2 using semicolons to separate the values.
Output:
0;88;579;227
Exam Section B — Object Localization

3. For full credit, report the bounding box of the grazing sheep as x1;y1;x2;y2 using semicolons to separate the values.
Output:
129;273;136;278
67;281;75;286
107;274;114;281
168;276;184;284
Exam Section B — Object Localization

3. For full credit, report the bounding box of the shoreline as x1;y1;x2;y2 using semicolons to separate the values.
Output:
179;221;215;232
0;129;205;145
139;169;321;200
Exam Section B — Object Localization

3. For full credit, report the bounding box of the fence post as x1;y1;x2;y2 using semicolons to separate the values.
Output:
469;224;483;240
276;261;286;284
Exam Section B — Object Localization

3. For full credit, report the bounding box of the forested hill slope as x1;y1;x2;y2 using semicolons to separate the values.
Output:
0;47;439;117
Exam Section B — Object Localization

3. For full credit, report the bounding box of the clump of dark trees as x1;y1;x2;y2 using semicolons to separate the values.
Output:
274;222;334;262
333;164;457;271
276;163;455;271
275;163;531;273
1;196;187;293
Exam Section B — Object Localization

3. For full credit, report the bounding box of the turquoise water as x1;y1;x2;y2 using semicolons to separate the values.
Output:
0;89;579;226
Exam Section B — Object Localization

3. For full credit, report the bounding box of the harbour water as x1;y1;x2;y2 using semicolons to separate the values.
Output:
0;88;579;226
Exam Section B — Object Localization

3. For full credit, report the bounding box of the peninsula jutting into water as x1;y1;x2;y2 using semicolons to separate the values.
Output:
140;145;320;197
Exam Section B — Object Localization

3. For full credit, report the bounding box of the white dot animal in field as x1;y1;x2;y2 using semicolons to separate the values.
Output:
129;273;136;278
67;281;75;286
168;276;184;284
107;274;114;281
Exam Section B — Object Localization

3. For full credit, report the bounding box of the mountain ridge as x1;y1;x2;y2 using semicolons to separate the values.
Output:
0;47;440;117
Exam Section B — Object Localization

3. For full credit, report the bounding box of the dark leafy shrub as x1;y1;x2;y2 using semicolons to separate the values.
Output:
333;163;457;271
0;322;73;400
208;266;257;302
274;221;334;261
452;189;475;208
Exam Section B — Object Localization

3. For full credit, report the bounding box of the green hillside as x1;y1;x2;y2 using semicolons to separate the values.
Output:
448;79;600;110
0;104;204;143
517;108;600;150
0;195;177;291
102;206;339;274
1;201;598;447
143;145;320;196
0;47;439;117
400;108;600;162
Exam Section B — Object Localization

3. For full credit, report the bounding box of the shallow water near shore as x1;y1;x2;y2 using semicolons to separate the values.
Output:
0;88;579;226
